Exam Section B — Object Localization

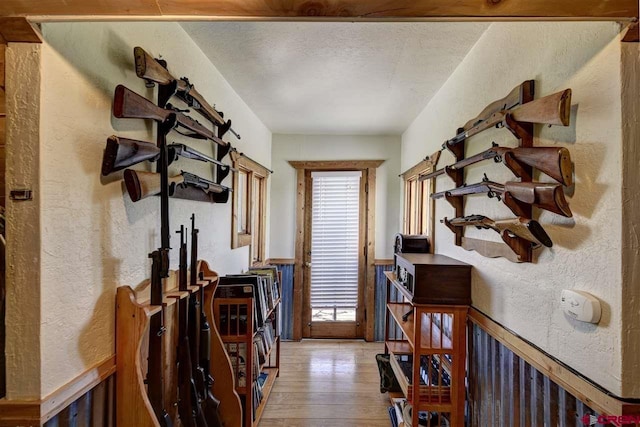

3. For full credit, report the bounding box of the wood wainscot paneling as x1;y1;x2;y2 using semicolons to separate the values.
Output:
0;356;115;426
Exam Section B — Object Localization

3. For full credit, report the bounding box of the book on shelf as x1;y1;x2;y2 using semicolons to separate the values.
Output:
247;265;280;307
224;342;248;388
222;275;269;328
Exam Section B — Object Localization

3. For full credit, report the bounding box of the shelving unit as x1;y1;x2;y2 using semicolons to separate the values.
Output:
384;253;470;427
213;290;281;427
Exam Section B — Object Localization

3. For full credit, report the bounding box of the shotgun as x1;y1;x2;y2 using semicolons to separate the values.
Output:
431;175;572;217
420;143;573;186
147;249;173;427
113;85;229;148
190;215;224;427
444;214;553;247
101;136;235;176
134;46;240;140
124;169;231;202
443;89;572;150
175;226;206;427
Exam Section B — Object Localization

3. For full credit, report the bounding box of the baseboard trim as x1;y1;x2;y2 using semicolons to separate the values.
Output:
0;355;116;425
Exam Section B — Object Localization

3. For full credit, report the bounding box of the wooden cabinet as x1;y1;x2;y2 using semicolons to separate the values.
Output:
385;253;471;427
213;280;281;427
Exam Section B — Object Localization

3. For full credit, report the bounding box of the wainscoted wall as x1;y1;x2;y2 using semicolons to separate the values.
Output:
468;321;602;425
273;263;294;341
374;263;394;342
42;376;114;427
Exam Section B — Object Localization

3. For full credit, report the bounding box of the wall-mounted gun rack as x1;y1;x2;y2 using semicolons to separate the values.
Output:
420;80;574;262
102;46;237;204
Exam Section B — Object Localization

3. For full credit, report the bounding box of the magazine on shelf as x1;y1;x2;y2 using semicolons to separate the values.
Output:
220;275;268;327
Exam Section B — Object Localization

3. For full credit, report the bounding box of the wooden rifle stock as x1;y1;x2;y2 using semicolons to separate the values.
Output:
101;137;234;176
421;145;573;186
102;136;159;175
432;179;572;217
445;89;572;148
124;170;227;202
113;85;228;147
446;215;553;247
134;47;240;140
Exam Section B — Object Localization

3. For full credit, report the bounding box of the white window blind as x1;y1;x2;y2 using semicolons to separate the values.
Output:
310;171;361;310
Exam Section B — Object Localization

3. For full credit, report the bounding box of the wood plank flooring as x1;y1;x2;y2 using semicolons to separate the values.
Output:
259;340;391;427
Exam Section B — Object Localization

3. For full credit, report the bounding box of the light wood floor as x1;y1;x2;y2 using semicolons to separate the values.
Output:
259;340;391;427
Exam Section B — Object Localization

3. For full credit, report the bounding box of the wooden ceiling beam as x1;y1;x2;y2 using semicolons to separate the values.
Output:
0;0;637;21
0;17;42;42
622;22;640;42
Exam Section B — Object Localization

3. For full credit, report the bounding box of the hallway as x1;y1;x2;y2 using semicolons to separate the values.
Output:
259;340;391;426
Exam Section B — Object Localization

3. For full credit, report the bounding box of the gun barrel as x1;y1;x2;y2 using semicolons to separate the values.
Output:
135;46;241;140
433;180;571;217
423;146;572;186
431;181;498;199
445;88;572;149
124;169;229;202
446;215;553;247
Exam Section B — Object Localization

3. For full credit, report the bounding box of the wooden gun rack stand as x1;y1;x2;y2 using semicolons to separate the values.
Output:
115;260;242;427
442;80;535;262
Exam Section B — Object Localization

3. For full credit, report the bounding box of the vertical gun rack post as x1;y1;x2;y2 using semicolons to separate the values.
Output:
154;57;232;204
446;80;536;262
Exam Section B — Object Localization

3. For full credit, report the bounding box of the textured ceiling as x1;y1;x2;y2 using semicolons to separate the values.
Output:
182;22;489;135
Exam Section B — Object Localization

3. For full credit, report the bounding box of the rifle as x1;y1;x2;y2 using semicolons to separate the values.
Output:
147;249;173;427
175;226;207;427
442;89;572;150
101;136;235;176
134;46;241;140
444;214;553;247
420;143;573;186
431;174;572;217
190;214;224;426
113;85;229;148
123;170;231;203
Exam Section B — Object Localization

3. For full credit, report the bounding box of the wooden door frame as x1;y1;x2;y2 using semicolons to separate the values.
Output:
289;160;383;341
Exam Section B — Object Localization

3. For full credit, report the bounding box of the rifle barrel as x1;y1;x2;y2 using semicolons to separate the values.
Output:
134;46;241;140
444;88;572;149
123;170;229;202
446;215;553;247
433;180;571;217
421;145;572;186
113;85;229;148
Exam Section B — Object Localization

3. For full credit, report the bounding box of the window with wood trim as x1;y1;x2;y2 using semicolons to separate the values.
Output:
231;152;269;266
402;155;439;237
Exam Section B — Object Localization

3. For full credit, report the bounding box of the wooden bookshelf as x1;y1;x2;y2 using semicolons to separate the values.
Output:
213;278;281;427
384;255;470;427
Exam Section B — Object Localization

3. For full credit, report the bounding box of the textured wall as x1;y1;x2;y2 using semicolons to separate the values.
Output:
6;22;272;398
402;22;628;395
269;134;401;260
5;43;42;399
